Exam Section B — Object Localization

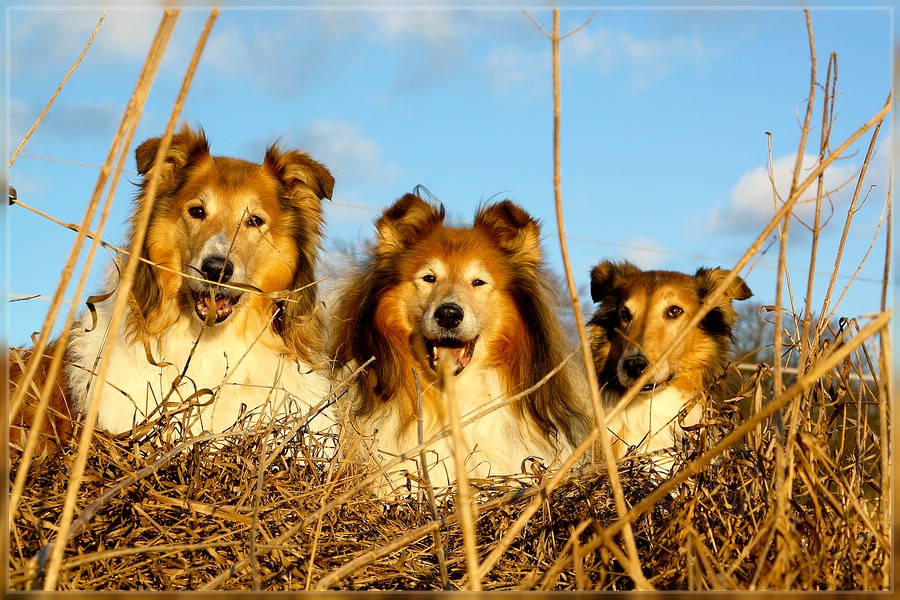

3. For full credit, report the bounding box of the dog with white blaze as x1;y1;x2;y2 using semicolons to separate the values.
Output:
331;191;591;494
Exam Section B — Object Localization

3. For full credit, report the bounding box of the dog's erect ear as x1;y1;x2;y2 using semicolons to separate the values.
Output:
474;200;542;265
375;193;444;257
135;123;210;180
264;145;335;202
695;267;753;302
590;260;639;303
695;267;752;336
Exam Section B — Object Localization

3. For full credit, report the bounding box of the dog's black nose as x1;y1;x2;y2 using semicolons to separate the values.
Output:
434;303;464;330
622;355;648;380
201;256;234;283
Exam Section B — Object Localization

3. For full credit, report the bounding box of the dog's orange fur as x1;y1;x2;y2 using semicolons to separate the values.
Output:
332;192;590;490
587;260;752;459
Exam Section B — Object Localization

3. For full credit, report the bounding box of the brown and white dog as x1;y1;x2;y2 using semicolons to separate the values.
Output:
10;125;336;454
587;260;752;460
330;192;590;492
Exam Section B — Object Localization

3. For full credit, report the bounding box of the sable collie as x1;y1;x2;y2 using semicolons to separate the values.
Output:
10;125;336;453
587;260;752;460
331;192;590;491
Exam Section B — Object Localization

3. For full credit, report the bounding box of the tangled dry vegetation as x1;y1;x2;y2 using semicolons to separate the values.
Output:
6;8;892;592
7;343;892;591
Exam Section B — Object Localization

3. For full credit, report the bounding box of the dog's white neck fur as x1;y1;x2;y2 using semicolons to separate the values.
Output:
66;291;333;439
605;386;701;457
359;364;565;493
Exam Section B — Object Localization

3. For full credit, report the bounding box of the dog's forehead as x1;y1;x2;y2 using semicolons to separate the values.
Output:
185;157;280;210
650;271;699;305
619;271;699;306
410;232;494;277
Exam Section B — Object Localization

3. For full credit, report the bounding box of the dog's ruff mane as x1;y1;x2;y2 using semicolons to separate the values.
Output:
65;124;336;438
331;191;590;491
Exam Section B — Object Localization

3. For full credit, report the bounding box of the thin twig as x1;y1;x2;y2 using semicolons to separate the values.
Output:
42;10;213;590
9;11;106;168
439;359;481;591
8;9;173;533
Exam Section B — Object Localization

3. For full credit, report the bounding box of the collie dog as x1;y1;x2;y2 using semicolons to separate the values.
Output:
11;125;336;452
331;192;590;492
587;260;751;461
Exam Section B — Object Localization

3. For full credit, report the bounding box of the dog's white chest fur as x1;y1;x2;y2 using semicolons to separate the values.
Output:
605;386;700;456
364;367;562;491
66;296;333;437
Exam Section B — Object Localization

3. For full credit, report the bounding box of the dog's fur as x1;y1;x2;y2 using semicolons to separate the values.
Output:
10;125;336;452
331;192;590;491
587;260;752;459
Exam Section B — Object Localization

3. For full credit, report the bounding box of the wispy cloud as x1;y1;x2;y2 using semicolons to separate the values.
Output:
620;236;670;270
286;119;398;189
482;22;719;95
566;27;719;92
706;153;865;234
484;45;549;94
10;9;158;76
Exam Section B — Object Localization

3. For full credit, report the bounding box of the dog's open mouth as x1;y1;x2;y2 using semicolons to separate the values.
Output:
426;337;476;376
192;288;242;324
639;375;675;392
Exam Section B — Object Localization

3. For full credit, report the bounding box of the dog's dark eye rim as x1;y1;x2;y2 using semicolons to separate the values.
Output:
667;305;684;318
422;274;437;283
472;278;486;287
619;306;632;322
187;206;205;219
246;214;265;228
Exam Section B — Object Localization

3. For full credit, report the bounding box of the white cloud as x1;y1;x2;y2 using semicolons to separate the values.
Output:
484;46;548;93
564;27;718;92
707;153;864;234
201;18;326;97
620;237;669;270
10;9;158;75
288;120;398;189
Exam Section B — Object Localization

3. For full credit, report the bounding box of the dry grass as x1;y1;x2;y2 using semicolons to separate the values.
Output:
6;7;891;591
8;357;890;591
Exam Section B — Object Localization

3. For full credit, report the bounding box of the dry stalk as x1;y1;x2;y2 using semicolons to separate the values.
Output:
9;11;106;168
818;108;888;326
771;10;820;575
523;9;651;589
42;10;220;590
439;359;481;590
876;190;890;590
22;430;236;589
8;9;176;530
414;369;450;589
800;51;837;362
7;197;321;303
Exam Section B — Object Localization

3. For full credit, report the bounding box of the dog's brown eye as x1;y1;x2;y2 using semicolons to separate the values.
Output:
667;305;684;318
187;206;205;219
422;274;437;283
246;215;264;228
619;306;632;322
472;278;486;287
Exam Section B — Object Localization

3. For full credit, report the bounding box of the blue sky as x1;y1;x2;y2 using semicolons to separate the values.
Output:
4;1;894;348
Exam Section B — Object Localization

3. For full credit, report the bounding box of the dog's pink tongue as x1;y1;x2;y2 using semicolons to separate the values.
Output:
434;346;471;371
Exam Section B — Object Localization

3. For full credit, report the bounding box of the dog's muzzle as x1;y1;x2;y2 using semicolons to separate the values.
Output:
425;302;476;375
190;256;242;325
620;354;673;391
